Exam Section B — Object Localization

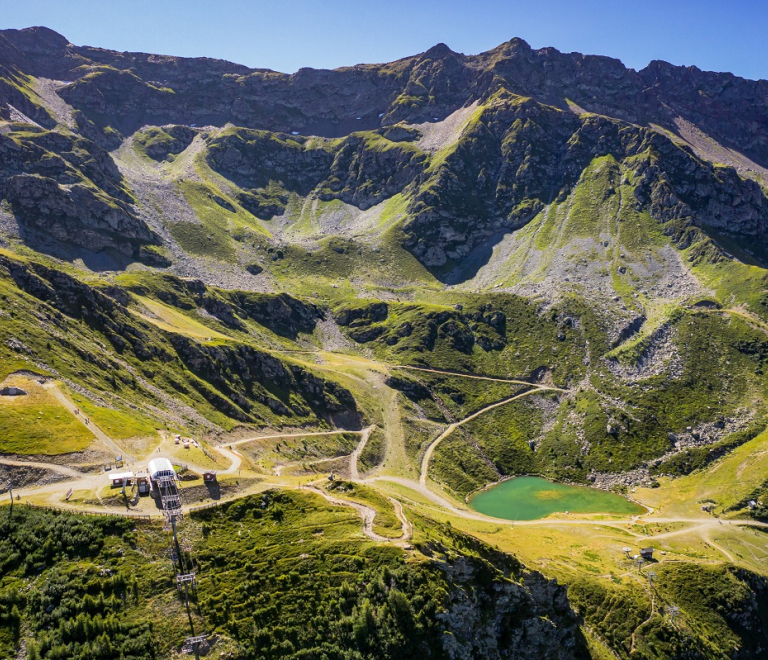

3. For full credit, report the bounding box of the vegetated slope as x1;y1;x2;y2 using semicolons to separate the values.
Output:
330;288;768;496
568;562;768;659
0;495;587;660
0;252;363;436
2;495;768;660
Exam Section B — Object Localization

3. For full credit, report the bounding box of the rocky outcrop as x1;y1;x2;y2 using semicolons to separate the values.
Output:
384;375;432;401
337;301;507;355
0;128;129;198
0;126;157;260
436;557;582;660
224;290;322;338
319;133;428;209
135;125;196;161
333;301;389;327
205;130;334;194
123;274;322;338
169;335;360;425
206;128;428;212
4;174;155;257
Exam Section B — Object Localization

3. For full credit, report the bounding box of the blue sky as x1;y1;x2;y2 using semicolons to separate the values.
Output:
3;0;767;80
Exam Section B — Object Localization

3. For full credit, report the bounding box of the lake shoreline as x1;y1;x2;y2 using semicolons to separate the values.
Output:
467;475;648;521
466;473;651;512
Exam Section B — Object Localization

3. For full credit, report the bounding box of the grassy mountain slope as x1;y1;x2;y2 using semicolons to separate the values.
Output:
3;495;768;660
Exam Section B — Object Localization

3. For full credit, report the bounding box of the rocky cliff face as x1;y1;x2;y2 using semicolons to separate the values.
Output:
2;27;767;160
169;334;360;425
1;26;767;273
5;174;155;257
205;128;428;212
0;119;157;262
123;274;323;338
437;558;583;660
400;94;768;271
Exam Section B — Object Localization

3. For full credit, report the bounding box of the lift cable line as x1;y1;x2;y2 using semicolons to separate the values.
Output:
151;459;207;657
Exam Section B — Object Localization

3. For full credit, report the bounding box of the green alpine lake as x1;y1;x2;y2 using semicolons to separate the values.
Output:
468;476;646;520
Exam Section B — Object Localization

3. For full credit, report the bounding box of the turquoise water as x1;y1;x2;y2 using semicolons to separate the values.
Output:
468;476;645;520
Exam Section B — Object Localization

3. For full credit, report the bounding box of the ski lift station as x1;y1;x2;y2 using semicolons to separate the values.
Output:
148;458;176;482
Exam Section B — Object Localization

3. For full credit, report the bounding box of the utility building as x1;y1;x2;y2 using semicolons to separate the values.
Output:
108;471;134;487
136;472;150;495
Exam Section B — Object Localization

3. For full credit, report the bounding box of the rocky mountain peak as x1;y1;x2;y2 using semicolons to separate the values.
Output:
0;25;70;56
421;42;458;60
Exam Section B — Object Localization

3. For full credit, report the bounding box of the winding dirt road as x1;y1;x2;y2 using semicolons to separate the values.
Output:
0;458;86;479
349;426;375;480
224;428;364;449
390;364;539;386
6;364;766;564
213;445;242;474
419;386;564;487
304;486;412;544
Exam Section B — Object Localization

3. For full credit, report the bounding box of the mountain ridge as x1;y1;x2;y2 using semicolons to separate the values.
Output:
2;25;767;160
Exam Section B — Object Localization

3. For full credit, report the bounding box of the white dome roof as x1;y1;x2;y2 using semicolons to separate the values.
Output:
148;457;175;479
